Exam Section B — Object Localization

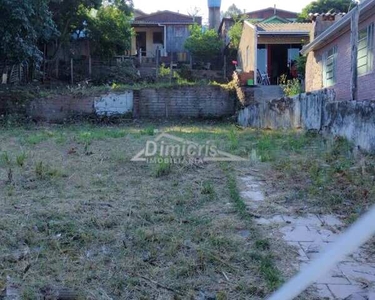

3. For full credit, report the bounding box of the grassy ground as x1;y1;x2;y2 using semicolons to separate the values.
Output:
0;121;374;299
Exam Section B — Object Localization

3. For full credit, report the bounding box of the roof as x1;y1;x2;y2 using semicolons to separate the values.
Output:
132;10;201;25
245;7;298;20
301;0;375;55
256;23;313;35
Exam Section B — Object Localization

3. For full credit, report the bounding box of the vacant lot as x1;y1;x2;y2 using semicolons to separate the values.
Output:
0;121;374;299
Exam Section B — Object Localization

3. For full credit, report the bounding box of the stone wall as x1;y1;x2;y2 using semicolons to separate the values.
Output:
238;90;375;152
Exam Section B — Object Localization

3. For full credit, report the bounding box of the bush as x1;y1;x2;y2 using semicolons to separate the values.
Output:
279;74;302;97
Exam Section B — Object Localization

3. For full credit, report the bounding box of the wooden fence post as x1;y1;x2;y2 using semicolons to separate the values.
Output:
89;56;92;78
155;48;159;80
70;58;74;85
169;53;173;84
350;6;360;101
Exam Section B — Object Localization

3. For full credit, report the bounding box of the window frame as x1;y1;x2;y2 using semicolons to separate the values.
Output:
357;23;374;77
323;45;338;87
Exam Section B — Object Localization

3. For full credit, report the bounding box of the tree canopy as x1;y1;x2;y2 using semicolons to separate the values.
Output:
184;25;223;62
89;4;133;57
222;4;243;19
299;0;356;20
0;0;58;64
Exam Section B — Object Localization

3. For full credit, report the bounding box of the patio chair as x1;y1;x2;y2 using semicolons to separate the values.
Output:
257;69;270;85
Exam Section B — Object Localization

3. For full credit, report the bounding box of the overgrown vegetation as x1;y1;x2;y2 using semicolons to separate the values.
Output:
0;121;374;298
279;74;302;97
299;0;356;20
185;24;223;63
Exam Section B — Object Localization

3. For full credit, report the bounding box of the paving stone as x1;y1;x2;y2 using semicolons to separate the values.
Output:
283;214;322;227
240;190;265;202
338;262;375;284
299;241;331;259
280;225;321;242
314;284;335;299
287;242;310;261
256;215;285;225
328;284;365;299
315;268;351;285
318;215;343;227
316;228;339;242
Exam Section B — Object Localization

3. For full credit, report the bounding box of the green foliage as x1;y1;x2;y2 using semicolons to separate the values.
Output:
296;56;307;78
185;25;223;62
0;0;58;64
228;21;243;49
89;5;133;57
159;63;171;77
299;0;356;20
279;74;302;97
223;3;243;18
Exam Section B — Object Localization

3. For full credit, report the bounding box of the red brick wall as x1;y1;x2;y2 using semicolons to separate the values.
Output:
306;14;375;101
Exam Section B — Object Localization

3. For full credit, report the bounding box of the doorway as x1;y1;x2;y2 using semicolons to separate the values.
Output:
136;32;147;56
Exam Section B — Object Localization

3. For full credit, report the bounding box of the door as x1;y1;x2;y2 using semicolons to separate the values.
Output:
257;45;268;75
136;32;147;56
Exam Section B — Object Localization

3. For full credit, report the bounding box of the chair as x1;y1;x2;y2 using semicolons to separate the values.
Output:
257;69;270;85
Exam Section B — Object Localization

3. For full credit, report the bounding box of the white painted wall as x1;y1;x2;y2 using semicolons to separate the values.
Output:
94;92;133;116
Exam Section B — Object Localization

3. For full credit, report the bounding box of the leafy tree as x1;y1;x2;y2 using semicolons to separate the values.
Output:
185;25;223;62
89;4;133;57
0;0;57;64
223;4;243;19
299;0;356;20
48;0;101;57
228;20;244;48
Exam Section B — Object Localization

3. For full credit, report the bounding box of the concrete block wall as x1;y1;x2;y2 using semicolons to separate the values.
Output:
135;86;235;118
1;86;234;121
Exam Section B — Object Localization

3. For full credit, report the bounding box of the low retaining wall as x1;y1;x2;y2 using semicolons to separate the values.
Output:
238;90;375;152
134;86;235;118
1;86;234;121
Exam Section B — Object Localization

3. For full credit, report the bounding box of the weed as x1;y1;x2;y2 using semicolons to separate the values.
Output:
0;151;11;166
201;181;214;196
154;158;171;177
279;74;302;97
228;128;239;150
140;126;155;136
16;152;27;167
255;239;271;251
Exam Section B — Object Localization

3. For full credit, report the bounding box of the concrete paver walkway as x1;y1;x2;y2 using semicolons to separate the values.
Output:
240;175;375;300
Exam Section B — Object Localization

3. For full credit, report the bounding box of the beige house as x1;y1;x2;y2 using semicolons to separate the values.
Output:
131;10;201;63
238;22;312;84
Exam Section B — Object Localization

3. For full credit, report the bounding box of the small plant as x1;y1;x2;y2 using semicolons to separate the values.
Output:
154;159;171;177
35;161;45;179
228;129;239;150
1;151;11;166
159;63;171;77
201;180;215;197
16;152;27;167
140;126;155;136
279;74;302;97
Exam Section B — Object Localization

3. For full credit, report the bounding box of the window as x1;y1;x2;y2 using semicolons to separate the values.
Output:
153;32;163;44
323;46;337;87
358;23;374;76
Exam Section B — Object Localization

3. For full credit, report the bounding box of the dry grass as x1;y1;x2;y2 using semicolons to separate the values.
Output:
0;122;281;299
1;121;374;299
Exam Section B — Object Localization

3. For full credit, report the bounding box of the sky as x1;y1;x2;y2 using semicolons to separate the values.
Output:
134;0;314;22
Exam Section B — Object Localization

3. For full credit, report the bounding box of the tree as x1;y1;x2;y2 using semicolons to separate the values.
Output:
0;0;57;64
184;25;223;62
223;4;243;19
299;0;356;20
89;4;133;57
228;20;244;49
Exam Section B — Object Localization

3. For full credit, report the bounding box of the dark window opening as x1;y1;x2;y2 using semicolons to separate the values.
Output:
153;32;163;44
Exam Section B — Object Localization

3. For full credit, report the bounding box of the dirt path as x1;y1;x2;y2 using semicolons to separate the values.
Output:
238;170;375;300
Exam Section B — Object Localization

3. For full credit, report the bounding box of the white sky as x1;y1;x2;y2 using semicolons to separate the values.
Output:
134;0;314;22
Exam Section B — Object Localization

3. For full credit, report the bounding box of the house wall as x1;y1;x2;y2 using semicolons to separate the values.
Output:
133;27;164;57
165;25;190;55
258;35;308;45
238;23;257;73
306;14;375;101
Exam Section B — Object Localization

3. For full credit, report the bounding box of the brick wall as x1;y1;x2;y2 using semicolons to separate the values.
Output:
238;22;256;73
306;14;375;101
135;86;235;118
